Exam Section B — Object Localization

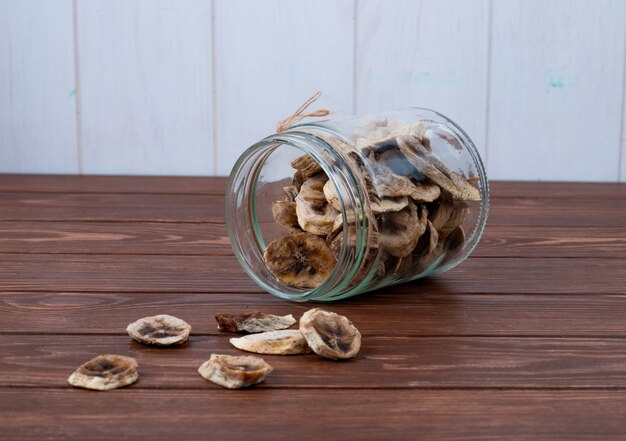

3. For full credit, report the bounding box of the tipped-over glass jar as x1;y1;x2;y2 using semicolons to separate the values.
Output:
226;109;489;301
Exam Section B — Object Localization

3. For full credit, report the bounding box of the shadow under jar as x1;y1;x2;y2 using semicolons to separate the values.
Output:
226;109;489;302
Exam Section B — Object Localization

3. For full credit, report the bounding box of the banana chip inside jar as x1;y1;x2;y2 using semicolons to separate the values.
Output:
263;232;336;289
68;354;138;391
198;354;272;389
126;314;191;346
299;308;361;360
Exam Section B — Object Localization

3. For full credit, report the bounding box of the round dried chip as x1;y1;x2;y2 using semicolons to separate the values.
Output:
126;314;191;346
198;354;273;389
230;330;312;355
263;233;336;289
68;354;138;391
299;308;361;360
295;174;338;235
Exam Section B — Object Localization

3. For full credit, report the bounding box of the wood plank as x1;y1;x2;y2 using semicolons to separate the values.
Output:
0;175;228;194
489;181;626;199
475;226;626;258
3;335;626;389
2;222;626;258
1;292;625;337
0;222;231;255
356;0;489;155
0;193;221;222
0;0;77;174
213;0;355;175
0;254;624;294
487;0;626;181
1;192;625;226
2;389;625;441
1;176;624;199
77;0;213;175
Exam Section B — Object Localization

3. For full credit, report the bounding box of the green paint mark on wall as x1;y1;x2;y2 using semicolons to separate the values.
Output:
549;78;564;88
67;89;76;98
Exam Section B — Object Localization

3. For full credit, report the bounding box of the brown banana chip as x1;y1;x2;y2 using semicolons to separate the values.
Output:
215;312;296;334
291;154;323;179
396;135;481;201
68;354;138;391
295;174;338;235
126;314;191;346
300;308;361;360
378;200;422;257
230;330;312;355
283;185;299;202
263;232;336;289
322;179;341;211
272;200;302;233
198;354;272;389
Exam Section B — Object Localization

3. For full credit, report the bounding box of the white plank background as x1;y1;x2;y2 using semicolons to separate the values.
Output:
1;0;626;181
0;0;78;173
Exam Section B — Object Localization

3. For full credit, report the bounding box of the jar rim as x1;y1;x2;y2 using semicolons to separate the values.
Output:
225;131;369;301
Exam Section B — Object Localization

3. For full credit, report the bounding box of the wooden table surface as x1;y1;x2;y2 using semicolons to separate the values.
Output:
1;175;625;440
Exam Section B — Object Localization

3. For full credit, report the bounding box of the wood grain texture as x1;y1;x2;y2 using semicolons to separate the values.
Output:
2;222;625;258
0;222;230;255
1;389;625;441
0;0;77;173
1;192;625;227
0;175;228;194
0;254;624;294
1;176;624;199
77;0;213;175
1;292;626;337
356;0;489;155
487;0;626;181
213;0;355;175
1;175;626;440
0;193;221;222
4;335;626;389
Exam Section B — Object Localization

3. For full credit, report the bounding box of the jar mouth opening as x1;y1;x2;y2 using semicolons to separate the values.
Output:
226;132;368;302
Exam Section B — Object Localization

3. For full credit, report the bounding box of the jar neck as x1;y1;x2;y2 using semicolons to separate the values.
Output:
226;130;370;301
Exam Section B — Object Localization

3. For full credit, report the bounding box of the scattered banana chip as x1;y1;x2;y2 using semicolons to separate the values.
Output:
230;330;312;355
299;308;361;360
198;354;272;389
215;312;296;334
126;314;191;346
263;232;336;289
68;354;138;391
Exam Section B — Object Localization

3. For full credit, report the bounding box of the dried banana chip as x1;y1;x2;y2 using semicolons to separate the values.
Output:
439;200;469;238
371;195;409;215
291;154;323;179
272;200;302;233
322;179;341;211
263;232;336;289
126;314;191;346
230;330;312;355
215;312;296;334
283;185;299;202
378;200;422;257
295;174;338;235
68;354;138;391
299;308;361;360
396;135;481;202
198;354;272;389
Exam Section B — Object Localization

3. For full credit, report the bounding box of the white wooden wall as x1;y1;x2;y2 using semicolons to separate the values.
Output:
1;0;626;181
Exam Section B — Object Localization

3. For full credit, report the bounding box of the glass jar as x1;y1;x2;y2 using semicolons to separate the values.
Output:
226;109;489;302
